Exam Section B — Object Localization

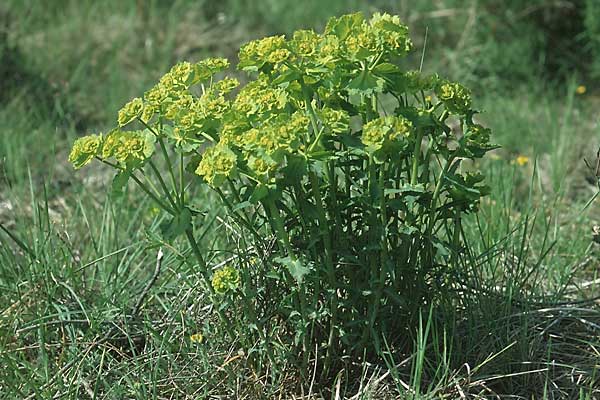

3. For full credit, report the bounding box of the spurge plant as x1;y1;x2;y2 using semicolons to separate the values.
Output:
69;12;496;377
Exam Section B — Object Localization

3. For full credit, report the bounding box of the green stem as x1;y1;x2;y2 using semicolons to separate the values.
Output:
328;161;344;247
265;198;295;260
302;85;320;138
366;165;389;342
411;128;424;186
264;198;310;363
426;156;455;239
158;137;180;203
309;170;338;373
130;173;176;216
137;117;180;205
149;160;178;210
185;228;235;339
179;152;185;208
214;186;263;249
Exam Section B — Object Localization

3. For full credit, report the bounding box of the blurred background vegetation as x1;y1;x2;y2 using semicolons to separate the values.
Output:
1;1;599;397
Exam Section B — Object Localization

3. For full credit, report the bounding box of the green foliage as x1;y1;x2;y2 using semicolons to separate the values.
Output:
68;11;498;374
1;1;599;397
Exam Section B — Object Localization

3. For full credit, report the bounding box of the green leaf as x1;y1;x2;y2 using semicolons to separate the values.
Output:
373;62;402;75
280;155;307;185
384;184;426;197
275;256;310;284
272;68;301;85
324;12;364;40
160;207;192;240
346;69;385;96
111;170;131;197
249;183;270;204
185;154;202;174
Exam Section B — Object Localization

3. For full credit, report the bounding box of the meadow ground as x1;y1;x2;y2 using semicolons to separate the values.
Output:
1;1;599;398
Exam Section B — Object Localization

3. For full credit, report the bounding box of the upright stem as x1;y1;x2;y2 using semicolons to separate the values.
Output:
309;170;338;374
157;137;180;203
149;160;178;210
185;228;235;338
411;128;424;186
130;173;176;216
179;152;185;208
137;117;181;205
265;198;295;261
264;197;310;364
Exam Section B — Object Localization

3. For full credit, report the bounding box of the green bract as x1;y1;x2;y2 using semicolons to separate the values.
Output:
68;12;497;373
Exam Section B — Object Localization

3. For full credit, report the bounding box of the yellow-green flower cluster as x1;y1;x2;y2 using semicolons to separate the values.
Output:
233;77;288;118
247;154;277;178
68;129;156;170
196;144;237;186
291;30;320;58
211;265;241;294
241;112;308;155
102;130;156;168
197;92;230;121
68;134;103;169
238;35;290;70
369;12;412;55
168;61;194;87
214;77;239;94
436;81;472;115
193;57;230;84
318;107;350;134
462;123;494;158
325;12;411;61
219;112;251;145
118;97;144;127
361;116;412;150
142;58;230;115
316;34;342;64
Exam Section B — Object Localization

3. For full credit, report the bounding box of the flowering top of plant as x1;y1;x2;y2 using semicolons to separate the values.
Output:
69;12;493;192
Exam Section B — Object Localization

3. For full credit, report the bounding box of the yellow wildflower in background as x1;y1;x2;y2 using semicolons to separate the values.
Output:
576;85;587;95
515;155;529;166
189;332;204;344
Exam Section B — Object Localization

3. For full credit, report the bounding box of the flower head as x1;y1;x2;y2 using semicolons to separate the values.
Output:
436;81;472;115
238;35;290;71
196;144;237;187
68;134;103;169
211;265;241;294
291;30;320;58
515;155;529;166
117;97;143;127
101;130;155;168
193;57;230;84
189;332;204;344
362;115;412;150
